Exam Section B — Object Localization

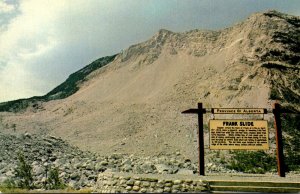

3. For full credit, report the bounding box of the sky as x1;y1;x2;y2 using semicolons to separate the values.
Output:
0;0;299;102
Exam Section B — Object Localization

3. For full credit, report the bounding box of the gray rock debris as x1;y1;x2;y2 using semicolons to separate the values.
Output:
0;132;223;190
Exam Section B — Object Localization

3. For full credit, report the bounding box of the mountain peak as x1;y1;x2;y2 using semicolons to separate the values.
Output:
157;28;173;34
245;9;300;28
262;9;298;18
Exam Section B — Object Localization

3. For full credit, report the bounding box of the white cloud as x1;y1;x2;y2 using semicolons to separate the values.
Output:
0;61;38;101
0;0;65;101
0;1;16;13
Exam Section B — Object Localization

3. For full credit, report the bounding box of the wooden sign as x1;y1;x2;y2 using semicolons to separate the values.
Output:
183;103;288;177
212;108;265;114
209;120;269;150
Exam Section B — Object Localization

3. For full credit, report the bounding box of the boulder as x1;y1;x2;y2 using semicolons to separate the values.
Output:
154;164;172;174
95;163;106;172
70;172;80;181
122;164;132;172
33;165;45;176
177;169;194;175
0;176;8;184
140;162;155;174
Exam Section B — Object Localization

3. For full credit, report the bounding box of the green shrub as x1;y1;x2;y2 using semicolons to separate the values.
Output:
46;167;66;190
1;178;16;189
227;150;276;173
15;153;34;189
270;88;281;100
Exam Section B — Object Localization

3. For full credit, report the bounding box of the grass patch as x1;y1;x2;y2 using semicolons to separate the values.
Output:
0;186;29;193
66;187;93;193
0;186;93;193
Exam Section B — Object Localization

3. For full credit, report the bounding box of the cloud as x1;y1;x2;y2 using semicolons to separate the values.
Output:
0;0;64;101
0;0;19;27
0;1;16;13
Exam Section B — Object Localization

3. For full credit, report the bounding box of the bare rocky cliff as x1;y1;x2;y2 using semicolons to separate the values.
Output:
0;10;299;161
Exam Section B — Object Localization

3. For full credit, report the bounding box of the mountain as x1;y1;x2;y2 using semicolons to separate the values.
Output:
0;10;299;161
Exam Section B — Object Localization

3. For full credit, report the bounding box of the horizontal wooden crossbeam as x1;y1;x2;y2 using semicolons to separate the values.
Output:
182;108;207;114
182;108;299;114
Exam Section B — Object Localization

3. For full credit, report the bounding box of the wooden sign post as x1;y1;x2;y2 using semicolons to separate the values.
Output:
182;103;206;176
273;103;285;177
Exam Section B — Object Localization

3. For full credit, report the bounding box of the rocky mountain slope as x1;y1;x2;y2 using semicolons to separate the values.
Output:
0;10;299;163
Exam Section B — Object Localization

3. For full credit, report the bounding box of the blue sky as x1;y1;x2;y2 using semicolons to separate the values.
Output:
0;0;299;102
